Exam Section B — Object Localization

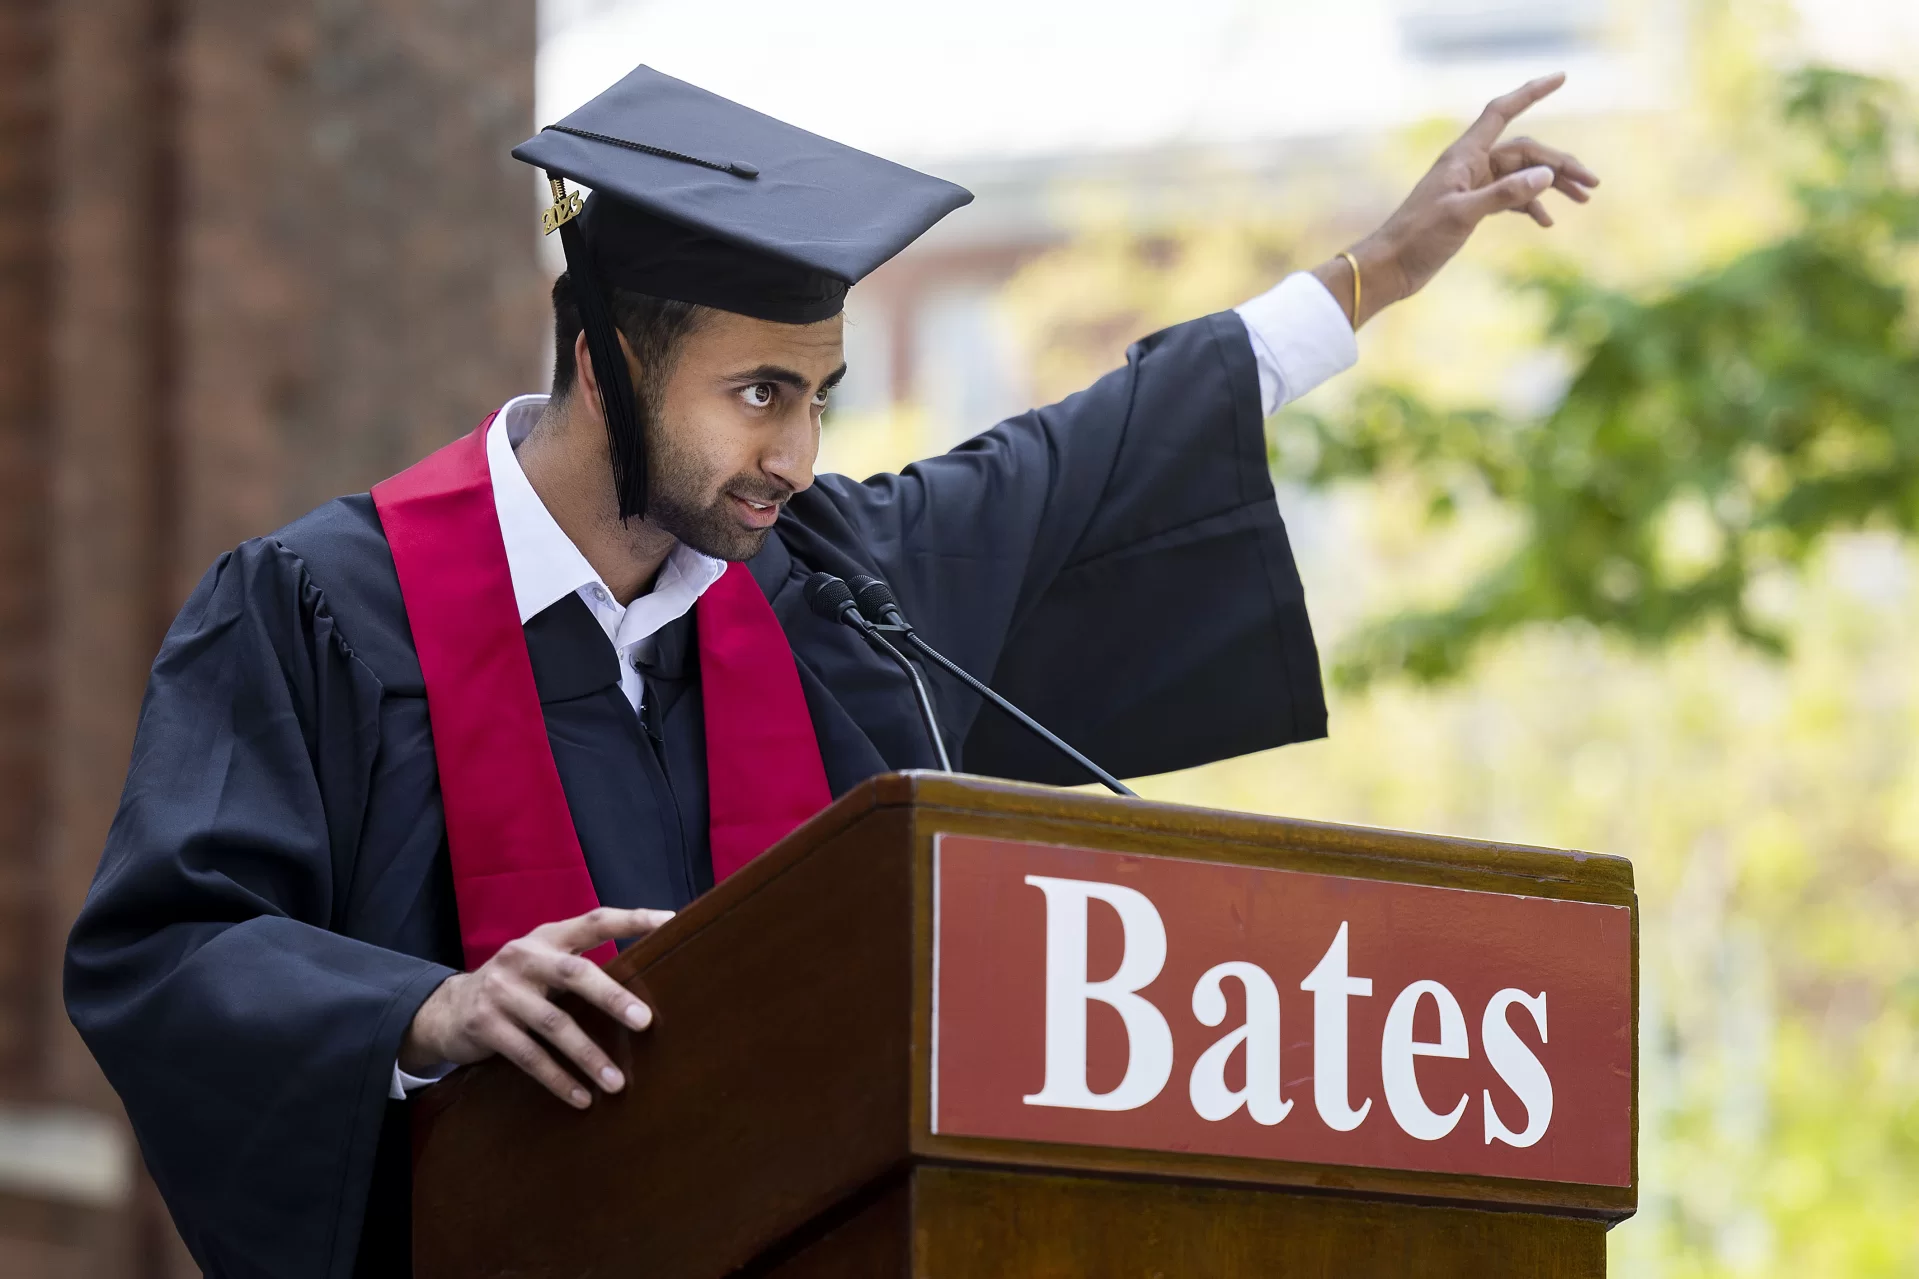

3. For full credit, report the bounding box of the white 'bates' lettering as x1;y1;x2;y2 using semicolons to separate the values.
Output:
1189;961;1291;1124
1482;989;1553;1146
1020;876;1174;1111
1018;878;1556;1147
1299;920;1373;1131
1381;980;1470;1140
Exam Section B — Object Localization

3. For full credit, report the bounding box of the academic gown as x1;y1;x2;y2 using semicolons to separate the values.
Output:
64;311;1325;1278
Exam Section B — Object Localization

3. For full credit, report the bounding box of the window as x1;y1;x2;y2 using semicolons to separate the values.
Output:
1398;0;1609;63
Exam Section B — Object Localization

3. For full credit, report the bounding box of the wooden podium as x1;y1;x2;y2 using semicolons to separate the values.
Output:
412;773;1636;1277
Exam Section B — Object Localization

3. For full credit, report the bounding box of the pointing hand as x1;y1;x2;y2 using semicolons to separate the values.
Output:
1315;73;1600;328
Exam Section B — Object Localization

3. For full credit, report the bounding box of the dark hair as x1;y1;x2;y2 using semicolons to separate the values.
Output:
549;272;709;406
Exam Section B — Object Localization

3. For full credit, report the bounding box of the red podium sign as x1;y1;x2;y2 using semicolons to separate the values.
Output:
932;835;1633;1187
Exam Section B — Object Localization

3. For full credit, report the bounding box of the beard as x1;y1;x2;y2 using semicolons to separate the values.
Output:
636;404;790;562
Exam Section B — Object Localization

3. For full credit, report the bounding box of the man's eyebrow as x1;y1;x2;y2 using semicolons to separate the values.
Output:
733;363;842;391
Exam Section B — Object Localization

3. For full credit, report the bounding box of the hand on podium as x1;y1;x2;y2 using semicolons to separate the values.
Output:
400;906;672;1108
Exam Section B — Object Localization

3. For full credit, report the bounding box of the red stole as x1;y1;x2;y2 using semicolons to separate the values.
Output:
371;420;832;969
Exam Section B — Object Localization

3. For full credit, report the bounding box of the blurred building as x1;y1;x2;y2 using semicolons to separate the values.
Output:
0;2;543;1273
541;0;1684;446
542;0;1913;449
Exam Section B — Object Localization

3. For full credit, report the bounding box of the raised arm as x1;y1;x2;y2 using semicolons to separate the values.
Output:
789;75;1599;781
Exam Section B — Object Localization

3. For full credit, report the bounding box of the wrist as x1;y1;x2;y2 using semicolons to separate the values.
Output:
398;1025;440;1074
1310;258;1357;328
1346;234;1408;327
398;973;459;1073
1310;236;1405;331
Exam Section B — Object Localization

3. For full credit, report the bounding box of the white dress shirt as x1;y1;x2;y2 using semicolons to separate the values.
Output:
1235;271;1358;415
390;272;1355;1098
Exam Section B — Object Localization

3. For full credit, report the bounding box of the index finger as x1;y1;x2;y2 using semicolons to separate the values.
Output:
1461;72;1566;150
543;905;676;954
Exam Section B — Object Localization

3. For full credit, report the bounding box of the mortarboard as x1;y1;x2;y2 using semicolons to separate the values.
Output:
513;66;973;520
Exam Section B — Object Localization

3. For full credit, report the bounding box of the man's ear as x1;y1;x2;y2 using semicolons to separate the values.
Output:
572;329;600;422
573;328;642;424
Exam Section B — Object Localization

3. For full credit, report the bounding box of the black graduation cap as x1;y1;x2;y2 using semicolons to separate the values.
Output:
513;66;973;520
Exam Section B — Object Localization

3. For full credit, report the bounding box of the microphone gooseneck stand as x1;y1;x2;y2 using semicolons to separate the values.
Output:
845;576;1137;798
803;573;954;772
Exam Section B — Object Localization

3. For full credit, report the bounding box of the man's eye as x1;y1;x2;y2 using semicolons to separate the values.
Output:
741;383;775;408
812;386;832;408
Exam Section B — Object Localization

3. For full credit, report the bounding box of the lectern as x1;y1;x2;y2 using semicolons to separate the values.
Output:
413;773;1636;1277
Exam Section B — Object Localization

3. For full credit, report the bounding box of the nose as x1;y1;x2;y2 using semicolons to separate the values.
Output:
761;403;818;496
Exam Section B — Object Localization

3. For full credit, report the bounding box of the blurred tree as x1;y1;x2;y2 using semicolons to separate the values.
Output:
981;12;1919;1276
1276;69;1919;689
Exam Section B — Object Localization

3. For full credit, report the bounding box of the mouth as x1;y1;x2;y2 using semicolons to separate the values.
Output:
728;493;784;529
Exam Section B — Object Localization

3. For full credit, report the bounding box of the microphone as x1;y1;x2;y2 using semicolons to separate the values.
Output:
804;572;953;771
845;576;1137;798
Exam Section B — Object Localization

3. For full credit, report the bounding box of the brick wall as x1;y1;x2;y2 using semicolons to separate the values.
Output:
0;0;52;1100
2;2;543;1273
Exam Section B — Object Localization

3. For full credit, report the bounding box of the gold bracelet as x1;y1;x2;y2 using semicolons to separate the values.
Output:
1339;250;1362;324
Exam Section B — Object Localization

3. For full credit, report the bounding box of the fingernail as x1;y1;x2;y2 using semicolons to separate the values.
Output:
1524;165;1554;189
570;1088;590;1107
600;1066;623;1090
625;1002;651;1029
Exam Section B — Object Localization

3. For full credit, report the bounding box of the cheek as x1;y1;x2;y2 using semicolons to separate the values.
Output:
665;402;759;487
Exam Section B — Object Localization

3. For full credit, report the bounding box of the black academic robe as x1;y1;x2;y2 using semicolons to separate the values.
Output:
64;311;1325;1277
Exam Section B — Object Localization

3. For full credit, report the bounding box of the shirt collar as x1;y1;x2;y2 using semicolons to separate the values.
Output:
485;394;727;636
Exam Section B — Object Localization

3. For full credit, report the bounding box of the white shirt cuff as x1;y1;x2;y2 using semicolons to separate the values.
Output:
1233;272;1360;416
390;1060;453;1100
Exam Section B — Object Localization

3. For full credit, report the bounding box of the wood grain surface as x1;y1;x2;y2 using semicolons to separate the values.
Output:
752;1165;1607;1278
903;1164;1606;1278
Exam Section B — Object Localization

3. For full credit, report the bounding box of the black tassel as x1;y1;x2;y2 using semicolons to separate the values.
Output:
553;193;648;521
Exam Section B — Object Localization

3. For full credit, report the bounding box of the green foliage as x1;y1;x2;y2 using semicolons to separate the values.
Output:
1277;70;1919;689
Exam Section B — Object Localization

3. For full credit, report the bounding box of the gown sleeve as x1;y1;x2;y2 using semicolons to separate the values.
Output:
794;310;1327;782
63;537;455;1279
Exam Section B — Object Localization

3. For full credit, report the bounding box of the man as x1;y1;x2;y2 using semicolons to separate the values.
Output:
65;64;1596;1278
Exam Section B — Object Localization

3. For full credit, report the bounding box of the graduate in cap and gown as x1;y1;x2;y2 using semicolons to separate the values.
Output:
64;63;1599;1278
